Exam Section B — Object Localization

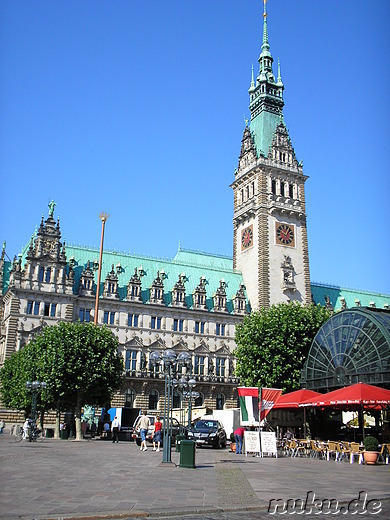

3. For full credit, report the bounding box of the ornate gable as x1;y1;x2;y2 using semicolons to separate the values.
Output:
238;126;257;171
269;121;298;167
215;342;231;355
194;340;210;354
172;338;189;352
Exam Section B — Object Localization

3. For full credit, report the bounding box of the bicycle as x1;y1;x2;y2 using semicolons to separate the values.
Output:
14;421;44;442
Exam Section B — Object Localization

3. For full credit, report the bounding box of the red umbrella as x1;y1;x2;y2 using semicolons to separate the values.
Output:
273;389;323;438
299;383;390;409
299;383;390;441
273;389;323;409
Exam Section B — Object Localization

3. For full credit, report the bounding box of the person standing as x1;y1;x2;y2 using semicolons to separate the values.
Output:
139;411;150;451
234;426;246;454
152;416;162;452
0;419;5;435
111;416;120;443
22;418;30;440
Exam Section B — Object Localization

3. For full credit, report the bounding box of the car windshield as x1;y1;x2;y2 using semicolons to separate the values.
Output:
194;420;217;430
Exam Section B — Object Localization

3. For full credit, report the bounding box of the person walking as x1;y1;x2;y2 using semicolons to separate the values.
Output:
234;426;246;454
138;411;150;451
152;416;162;452
111;416;120;443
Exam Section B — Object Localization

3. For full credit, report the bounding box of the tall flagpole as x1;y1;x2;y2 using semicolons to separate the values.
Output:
94;212;109;325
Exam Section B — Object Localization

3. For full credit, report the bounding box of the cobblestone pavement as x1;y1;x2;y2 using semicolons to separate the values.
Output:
0;433;389;519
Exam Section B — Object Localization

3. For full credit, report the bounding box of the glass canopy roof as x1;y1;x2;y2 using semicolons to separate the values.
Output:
301;308;390;391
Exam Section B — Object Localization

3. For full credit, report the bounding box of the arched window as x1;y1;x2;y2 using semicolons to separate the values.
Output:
216;393;225;410
173;390;181;409
124;388;136;408
149;390;159;410
194;392;204;407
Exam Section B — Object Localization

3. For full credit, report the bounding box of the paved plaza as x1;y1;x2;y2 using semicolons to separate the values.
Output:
0;432;389;519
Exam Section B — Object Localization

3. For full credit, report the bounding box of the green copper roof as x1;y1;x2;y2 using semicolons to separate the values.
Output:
311;282;390;310
66;244;245;313
250;111;282;158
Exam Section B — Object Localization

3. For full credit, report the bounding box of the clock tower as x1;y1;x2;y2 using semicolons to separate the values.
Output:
231;1;311;310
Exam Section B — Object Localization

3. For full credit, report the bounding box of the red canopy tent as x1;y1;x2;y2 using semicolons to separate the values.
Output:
299;383;390;409
299;383;390;440
272;389;323;438
273;389;322;409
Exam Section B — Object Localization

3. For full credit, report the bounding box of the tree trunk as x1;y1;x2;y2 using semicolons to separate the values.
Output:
54;409;60;439
75;393;83;441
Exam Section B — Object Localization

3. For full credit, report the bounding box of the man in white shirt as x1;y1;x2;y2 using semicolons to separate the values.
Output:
138;411;150;451
111;416;120;443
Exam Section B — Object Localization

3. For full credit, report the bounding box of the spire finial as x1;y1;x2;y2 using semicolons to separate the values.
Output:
277;58;283;84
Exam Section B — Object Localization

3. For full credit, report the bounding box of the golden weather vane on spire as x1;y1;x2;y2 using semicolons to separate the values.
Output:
263;0;268;18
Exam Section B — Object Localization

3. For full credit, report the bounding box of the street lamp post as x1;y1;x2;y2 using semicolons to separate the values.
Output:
94;212;109;325
26;381;47;424
150;350;191;463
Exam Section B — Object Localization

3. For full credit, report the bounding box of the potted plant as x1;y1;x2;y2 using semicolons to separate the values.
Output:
363;435;379;464
230;432;236;452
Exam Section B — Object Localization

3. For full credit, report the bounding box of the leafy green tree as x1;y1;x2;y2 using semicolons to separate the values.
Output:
0;322;124;440
234;302;332;392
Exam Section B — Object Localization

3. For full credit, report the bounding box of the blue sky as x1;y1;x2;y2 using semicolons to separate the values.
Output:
0;0;389;295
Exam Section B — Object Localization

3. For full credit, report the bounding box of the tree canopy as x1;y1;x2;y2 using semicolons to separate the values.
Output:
0;322;124;439
234;302;332;392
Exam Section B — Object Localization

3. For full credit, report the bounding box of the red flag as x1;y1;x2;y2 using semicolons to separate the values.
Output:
260;388;282;422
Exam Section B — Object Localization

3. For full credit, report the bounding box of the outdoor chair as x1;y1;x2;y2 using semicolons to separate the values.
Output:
309;440;326;459
336;442;351;462
290;439;306;457
350;442;363;464
326;441;338;461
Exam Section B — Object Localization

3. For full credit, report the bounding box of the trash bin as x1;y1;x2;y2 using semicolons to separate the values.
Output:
60;429;69;440
45;428;54;438
175;434;186;452
179;440;196;468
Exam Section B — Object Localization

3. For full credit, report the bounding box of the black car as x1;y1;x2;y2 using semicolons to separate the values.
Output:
187;419;227;448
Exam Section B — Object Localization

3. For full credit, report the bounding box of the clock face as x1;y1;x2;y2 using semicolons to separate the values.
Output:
275;223;295;247
241;226;253;250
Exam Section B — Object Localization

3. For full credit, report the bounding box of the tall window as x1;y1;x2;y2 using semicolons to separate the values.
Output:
173;390;181;409
125;350;137;371
79;308;91;322
216;393;225;410
151;316;161;329
33;302;40;315
195;321;205;334
173;319;184;332
271;179;277;194
280;182;285;196
194;355;205;376
38;267;44;282
289;184;294;198
125;388;135;408
44;303;50;316
45;268;51;283
194;393;204;407
50;303;57;317
27;301;33;314
216;323;225;336
216;358;226;377
128;313;139;327
149;390;159;410
104;311;115;325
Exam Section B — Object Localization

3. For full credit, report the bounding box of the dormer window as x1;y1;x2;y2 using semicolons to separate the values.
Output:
150;271;165;305
193;276;208;310
103;264;119;299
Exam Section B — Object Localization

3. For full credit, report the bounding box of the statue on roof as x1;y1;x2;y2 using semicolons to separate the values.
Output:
48;200;56;217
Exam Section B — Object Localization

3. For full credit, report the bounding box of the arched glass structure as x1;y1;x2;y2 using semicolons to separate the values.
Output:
301;308;390;391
